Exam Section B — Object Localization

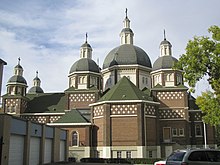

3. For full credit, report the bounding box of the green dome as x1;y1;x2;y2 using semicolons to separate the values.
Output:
153;56;178;71
69;58;100;74
8;75;27;85
103;44;152;69
28;86;44;94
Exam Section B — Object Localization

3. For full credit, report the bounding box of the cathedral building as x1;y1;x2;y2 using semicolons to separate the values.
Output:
2;11;217;160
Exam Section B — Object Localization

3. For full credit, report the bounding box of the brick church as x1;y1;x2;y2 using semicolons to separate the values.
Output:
2;11;217;160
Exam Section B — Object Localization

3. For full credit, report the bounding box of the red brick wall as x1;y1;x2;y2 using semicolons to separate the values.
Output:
111;117;138;146
146;117;157;145
65;126;90;146
93;118;104;146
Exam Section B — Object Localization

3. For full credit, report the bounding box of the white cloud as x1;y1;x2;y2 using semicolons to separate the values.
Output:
0;0;220;97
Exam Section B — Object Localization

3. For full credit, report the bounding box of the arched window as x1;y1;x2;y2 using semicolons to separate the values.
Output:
72;131;78;146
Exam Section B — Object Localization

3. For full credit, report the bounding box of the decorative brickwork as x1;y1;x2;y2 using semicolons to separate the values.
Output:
145;105;156;116
93;105;104;117
159;109;186;119
69;93;95;102
22;115;61;124
157;91;184;100
111;104;137;115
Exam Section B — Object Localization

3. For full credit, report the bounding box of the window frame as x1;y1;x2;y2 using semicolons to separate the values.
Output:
71;131;79;146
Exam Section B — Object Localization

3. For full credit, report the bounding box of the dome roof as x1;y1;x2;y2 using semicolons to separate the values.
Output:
153;56;178;71
8;75;27;85
33;76;40;81
81;42;92;48
15;64;23;69
121;28;133;33
103;44;152;69
28;86;44;94
160;39;172;46
69;58;100;74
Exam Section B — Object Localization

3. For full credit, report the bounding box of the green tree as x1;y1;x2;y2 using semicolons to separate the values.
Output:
175;25;220;126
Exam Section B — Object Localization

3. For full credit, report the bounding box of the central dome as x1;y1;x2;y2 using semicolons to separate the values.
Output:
103;44;152;69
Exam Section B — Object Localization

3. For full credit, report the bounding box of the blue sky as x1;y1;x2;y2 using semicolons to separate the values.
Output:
0;0;220;96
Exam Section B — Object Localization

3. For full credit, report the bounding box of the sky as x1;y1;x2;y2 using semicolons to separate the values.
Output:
0;0;220;97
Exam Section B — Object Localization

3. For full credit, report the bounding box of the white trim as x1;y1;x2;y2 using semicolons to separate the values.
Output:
68;71;101;77
47;123;91;126
102;64;152;74
145;115;156;118
21;113;65;115
151;68;183;74
110;115;137;117
89;100;160;106
7;82;28;87
93;116;104;119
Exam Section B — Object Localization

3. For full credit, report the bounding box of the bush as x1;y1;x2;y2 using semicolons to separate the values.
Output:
80;157;162;164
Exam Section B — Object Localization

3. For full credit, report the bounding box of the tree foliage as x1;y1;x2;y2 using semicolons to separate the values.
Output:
175;25;220;126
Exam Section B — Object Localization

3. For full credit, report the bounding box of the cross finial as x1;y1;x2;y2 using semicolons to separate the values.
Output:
125;8;128;18
18;57;21;65
36;70;38;77
164;29;166;40
85;32;88;43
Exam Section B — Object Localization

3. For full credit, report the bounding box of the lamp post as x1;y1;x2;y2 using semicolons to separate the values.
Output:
203;121;207;149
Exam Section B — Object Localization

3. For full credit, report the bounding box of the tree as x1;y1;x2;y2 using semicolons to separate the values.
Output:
175;25;220;126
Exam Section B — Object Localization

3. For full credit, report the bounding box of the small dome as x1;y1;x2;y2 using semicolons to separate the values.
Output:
103;44;152;69
81;42;92;48
153;56;178;71
33;76;40;81
14;64;23;69
28;86;44;94
8;75;27;85
160;39;172;46
69;58;100;74
121;28;133;33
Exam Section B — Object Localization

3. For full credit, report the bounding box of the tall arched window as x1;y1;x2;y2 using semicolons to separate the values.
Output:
72;131;78;146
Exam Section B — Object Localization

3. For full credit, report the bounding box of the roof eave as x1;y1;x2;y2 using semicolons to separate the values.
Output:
89;100;160;106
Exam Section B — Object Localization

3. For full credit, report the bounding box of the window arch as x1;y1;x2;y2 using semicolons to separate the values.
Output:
72;131;78;146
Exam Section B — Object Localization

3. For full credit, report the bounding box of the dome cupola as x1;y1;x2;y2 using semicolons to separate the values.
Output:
28;71;44;94
7;58;27;85
7;58;27;96
69;33;100;74
153;30;178;71
102;9;152;91
119;8;134;45
103;9;151;69
68;34;102;90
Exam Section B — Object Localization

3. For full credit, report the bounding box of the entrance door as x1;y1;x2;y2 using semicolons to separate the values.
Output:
163;127;171;142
